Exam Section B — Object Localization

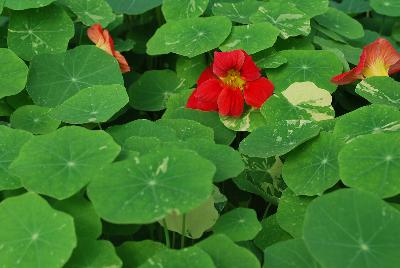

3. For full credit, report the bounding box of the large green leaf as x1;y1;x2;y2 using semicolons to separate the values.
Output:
264;239;320;268
282;132;342;196
4;0;55;10
0;126;32;190
65;239;122;268
304;189;400;268
7;5;74;61
58;0;115;27
250;1;311;39
314;7;364;39
106;0;162;15
139;247;215;268
10;105;61;134
0;48;28;99
196;234;260;268
219;23;280;54
162;0;208;21
147;16;232;57
281;0;329;17
355;77;400;109
267;50;342;93
213;208;261;242
339;133;400;198
87;148;215;224
333;104;400;143
370;0;400;16
276;189;313;238
239;119;321;158
27;45;124;107
50;84;129;124
176;55;207;87
10;126;121;199
156;119;214;141
129;70;186;111
0;193;76;268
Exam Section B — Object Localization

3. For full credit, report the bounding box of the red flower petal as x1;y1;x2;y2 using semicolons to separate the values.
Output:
217;87;244;117
331;49;367;85
389;60;400;75
213;50;245;78
363;38;400;75
186;89;218;111
195;78;223;103
197;66;215;85
113;51;131;73
240;51;261;81
87;24;114;55
244;77;274;108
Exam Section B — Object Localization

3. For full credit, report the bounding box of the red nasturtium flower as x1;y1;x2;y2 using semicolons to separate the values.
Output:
331;38;400;85
186;50;274;117
87;24;131;73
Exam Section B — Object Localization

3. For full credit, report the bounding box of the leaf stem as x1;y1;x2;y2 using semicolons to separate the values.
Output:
181;214;186;248
162;219;171;248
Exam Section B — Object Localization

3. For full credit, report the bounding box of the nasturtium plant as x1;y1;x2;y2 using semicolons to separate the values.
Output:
2;0;400;266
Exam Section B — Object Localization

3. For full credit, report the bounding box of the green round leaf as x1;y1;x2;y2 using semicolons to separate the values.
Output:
58;0;115;27
117;240;165;268
51;195;102;239
129;70;186;111
0;48;28;99
220;109;267;132
10;105;60;134
250;2;311;39
331;0;371;14
370;0;400;16
162;196;219;239
333;104;400;143
283;0;329;17
339;133;400;198
140;247;215;268
276;189;313;238
27;45;124;107
176;55;207;87
264;239;320;268
50;84;129;124
239;119;321;158
87;148;216;224
213;208;261;242
162;0;208;21
282;132;342;196
147;16;232;57
156;119;214;141
10;126;121;199
4;0;55;10
106;0;162;15
0;193;76;268
163;108;235;145
0;126;32;190
254;215;292;250
304;189;400;268
196;234;261;268
252;48;288;69
106;119;178;145
8;5;74;61
211;0;261;24
219;23;279;54
65;239;122;268
314;7;364;39
356;77;400;109
267;50;343;93
123;136;162;157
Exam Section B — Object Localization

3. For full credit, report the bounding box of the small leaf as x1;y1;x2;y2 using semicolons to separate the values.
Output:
106;0;162;15
117;240;165;268
162;0;209;21
4;0;55;9
254;215;292;250
370;0;400;16
0;48;28;99
356;77;400;109
10;105;60;134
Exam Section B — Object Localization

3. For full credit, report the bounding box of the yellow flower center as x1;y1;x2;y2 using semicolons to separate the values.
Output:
363;59;389;78
221;69;246;90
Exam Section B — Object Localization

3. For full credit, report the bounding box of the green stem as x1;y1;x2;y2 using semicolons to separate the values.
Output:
97;123;102;130
180;214;186;248
262;202;273;219
162;219;171;248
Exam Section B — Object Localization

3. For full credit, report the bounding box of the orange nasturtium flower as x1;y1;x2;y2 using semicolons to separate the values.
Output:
331;38;400;85
186;50;274;117
87;24;131;73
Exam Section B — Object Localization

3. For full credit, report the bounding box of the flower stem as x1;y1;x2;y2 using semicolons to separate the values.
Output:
180;214;186;248
162;219;170;248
